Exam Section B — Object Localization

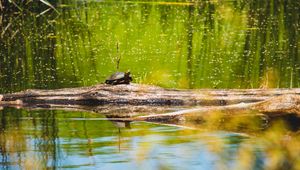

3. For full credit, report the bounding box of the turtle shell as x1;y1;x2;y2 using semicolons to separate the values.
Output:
107;72;126;80
105;72;132;85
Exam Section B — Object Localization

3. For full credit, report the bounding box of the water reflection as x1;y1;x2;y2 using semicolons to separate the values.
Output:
0;0;59;93
0;108;247;169
0;0;299;93
1;108;300;169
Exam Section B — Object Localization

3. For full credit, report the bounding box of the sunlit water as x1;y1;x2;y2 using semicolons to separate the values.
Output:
1;0;300;169
1;0;299;93
1;108;262;170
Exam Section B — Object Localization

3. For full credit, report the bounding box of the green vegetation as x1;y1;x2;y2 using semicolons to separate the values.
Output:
0;0;300;169
0;0;299;92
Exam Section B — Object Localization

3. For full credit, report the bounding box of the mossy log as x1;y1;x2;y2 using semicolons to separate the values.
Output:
1;84;300;120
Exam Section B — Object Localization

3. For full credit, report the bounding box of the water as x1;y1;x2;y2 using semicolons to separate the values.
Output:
1;0;300;169
0;108;260;170
0;0;299;92
2;107;300;169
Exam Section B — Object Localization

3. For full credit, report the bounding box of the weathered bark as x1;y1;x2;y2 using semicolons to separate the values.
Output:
252;95;300;115
133;95;300;122
2;83;300;105
1;84;300;121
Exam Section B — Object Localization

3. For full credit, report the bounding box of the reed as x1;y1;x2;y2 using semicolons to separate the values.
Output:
0;0;298;93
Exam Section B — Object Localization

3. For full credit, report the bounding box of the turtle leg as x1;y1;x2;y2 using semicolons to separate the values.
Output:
110;78;130;85
111;81;117;85
120;78;130;84
116;78;126;85
123;79;130;84
105;80;112;84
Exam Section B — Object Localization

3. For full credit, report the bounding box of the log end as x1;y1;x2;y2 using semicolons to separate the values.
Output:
252;95;300;115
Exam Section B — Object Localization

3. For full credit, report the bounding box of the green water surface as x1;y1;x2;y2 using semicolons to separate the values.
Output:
0;0;299;92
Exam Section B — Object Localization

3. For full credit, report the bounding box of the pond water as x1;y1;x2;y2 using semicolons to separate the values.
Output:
1;107;300;169
1;108;264;169
1;0;300;169
0;0;299;92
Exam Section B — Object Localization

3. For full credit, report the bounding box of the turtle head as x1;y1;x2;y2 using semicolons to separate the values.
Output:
125;71;132;82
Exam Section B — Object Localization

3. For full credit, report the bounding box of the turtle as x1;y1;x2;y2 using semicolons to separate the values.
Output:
105;72;132;85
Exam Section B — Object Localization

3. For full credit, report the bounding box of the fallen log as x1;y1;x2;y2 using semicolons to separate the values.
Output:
135;95;300;122
0;84;300;120
1;83;300;106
